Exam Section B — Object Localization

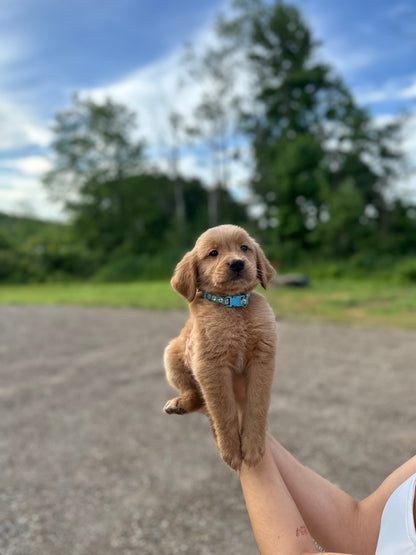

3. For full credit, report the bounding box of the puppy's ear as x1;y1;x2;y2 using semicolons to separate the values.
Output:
171;250;198;302
254;241;275;289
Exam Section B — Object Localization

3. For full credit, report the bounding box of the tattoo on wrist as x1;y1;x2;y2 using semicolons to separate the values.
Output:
296;526;308;537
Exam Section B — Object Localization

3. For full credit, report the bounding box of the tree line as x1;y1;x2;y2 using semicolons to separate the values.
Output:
1;0;416;283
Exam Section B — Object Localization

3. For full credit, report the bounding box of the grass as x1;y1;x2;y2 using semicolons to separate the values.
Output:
264;279;416;329
0;281;187;310
0;278;415;329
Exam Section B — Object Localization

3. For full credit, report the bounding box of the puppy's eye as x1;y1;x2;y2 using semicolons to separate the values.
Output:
240;245;248;252
209;250;218;257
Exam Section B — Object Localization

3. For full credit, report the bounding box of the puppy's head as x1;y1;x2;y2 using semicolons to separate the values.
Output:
171;225;275;302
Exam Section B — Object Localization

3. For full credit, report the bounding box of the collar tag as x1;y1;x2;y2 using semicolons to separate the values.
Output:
203;292;250;308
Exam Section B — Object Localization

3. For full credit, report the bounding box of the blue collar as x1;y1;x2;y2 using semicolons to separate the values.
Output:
202;292;250;308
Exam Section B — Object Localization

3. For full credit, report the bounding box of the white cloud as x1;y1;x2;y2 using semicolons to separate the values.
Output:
0;173;65;220
0;93;51;150
372;113;416;202
322;45;377;76
0;155;62;220
401;114;416;151
356;76;416;105
84;52;185;143
83;25;218;149
4;156;52;176
401;80;416;100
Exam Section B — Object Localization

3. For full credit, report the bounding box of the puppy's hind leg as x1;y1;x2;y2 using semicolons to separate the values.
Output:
195;362;242;471
163;338;203;415
241;346;275;467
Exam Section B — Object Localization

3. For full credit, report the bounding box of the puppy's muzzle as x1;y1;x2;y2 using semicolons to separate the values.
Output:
229;259;245;273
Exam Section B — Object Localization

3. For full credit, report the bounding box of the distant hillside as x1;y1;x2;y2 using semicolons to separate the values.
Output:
0;213;67;248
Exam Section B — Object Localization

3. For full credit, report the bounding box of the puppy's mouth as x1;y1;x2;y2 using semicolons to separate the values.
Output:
207;258;256;293
229;271;244;281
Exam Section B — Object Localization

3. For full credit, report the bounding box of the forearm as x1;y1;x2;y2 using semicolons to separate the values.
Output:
267;434;369;554
240;440;319;555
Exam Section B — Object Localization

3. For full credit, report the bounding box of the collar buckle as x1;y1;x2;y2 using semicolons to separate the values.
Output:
225;294;250;307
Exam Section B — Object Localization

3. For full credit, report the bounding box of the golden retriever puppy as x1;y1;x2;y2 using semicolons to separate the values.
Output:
163;224;277;470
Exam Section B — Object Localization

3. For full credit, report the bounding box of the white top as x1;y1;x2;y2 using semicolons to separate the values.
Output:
375;473;416;554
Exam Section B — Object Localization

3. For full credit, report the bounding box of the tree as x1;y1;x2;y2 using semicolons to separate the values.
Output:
71;173;186;256
310;179;371;257
71;172;248;257
43;95;145;207
42;92;250;270
218;0;405;260
382;199;416;255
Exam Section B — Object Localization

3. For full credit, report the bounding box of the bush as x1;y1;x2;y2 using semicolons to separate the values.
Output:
395;258;416;283
0;229;12;250
40;247;100;280
0;244;102;283
0;250;42;282
0;250;23;281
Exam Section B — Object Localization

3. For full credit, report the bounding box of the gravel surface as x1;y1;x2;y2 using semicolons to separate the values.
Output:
0;306;415;554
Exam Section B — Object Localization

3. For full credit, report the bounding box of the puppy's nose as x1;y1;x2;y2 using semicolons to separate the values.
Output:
229;259;245;272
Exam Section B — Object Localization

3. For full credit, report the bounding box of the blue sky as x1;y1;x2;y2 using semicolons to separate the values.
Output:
1;0;416;220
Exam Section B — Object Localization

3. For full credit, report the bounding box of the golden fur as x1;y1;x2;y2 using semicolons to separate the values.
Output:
163;224;277;470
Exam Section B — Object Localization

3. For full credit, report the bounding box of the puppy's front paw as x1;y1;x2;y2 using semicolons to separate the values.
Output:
221;448;242;471
241;434;265;468
163;397;187;415
219;437;242;471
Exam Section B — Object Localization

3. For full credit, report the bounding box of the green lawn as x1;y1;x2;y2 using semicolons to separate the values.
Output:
0;279;415;329
0;281;187;310
265;280;416;329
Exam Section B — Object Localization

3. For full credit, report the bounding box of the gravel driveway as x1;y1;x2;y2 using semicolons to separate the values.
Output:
0;306;414;554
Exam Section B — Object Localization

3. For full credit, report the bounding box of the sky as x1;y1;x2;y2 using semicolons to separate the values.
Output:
1;0;416;221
